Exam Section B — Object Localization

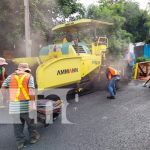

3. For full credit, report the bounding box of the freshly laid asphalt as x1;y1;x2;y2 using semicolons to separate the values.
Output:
1;81;150;150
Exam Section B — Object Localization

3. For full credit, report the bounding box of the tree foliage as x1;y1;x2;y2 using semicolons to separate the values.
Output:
87;0;129;56
56;0;85;20
122;1;150;43
0;0;150;57
86;0;150;56
0;0;84;55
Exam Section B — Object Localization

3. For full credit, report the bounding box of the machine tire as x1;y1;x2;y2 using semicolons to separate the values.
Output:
45;94;60;101
66;90;76;100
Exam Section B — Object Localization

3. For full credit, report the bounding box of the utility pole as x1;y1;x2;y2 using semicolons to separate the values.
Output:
24;0;31;57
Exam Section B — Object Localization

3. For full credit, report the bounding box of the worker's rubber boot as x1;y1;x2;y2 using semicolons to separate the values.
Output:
30;131;40;144
17;143;26;150
107;96;115;99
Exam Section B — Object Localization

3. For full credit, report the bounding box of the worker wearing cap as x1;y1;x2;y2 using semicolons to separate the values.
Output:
106;66;120;99
0;57;8;88
2;63;40;149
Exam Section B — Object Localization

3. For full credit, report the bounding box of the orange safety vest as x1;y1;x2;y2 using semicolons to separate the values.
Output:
108;67;119;80
9;73;31;101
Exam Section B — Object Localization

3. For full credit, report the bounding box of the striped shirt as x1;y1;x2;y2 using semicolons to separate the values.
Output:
2;73;35;114
9;101;29;114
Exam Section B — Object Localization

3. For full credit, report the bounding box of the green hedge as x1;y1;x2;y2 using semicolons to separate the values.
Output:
135;57;150;63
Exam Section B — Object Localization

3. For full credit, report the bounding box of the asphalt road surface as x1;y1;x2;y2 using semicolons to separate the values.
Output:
1;81;150;150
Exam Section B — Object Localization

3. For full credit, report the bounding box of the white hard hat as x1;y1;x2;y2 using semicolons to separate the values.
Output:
0;57;8;65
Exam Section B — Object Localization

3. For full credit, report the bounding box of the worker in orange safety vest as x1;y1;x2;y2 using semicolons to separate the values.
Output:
2;63;40;150
106;66;120;99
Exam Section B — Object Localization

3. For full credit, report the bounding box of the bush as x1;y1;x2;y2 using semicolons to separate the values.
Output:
135;57;150;63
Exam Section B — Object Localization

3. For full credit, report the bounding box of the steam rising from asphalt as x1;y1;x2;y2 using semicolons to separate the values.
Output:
7;0;58;57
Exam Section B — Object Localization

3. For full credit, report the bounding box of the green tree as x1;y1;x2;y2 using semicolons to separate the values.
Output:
122;1;150;43
87;0;131;56
86;0;150;56
56;0;85;21
0;0;85;56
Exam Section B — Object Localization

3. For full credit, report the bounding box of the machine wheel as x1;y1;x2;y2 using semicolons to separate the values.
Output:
66;89;76;100
45;94;60;101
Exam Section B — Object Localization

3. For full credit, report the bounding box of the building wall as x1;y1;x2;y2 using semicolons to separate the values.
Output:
144;44;150;59
134;45;144;58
